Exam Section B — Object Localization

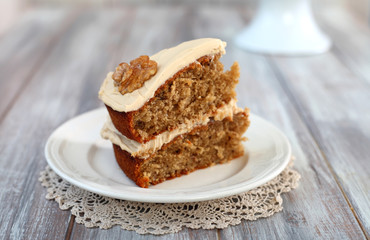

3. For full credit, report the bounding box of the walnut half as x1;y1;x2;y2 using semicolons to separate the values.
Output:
112;55;158;94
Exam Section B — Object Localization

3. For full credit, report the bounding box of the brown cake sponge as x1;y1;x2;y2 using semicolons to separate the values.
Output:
113;111;249;188
106;54;240;144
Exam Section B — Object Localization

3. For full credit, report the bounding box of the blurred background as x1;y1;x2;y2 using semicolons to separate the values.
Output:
2;0;257;34
0;0;367;36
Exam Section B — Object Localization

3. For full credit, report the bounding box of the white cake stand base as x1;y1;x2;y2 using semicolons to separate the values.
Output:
235;0;331;55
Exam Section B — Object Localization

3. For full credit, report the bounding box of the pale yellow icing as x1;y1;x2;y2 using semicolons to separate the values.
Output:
100;99;243;159
99;38;226;112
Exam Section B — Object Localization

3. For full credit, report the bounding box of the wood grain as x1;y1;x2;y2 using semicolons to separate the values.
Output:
316;0;370;84
270;52;370;234
0;8;80;240
0;8;135;240
0;8;76;121
0;1;369;239
220;47;366;239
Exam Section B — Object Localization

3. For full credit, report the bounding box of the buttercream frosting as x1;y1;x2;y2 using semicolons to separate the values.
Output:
99;38;226;112
101;99;243;159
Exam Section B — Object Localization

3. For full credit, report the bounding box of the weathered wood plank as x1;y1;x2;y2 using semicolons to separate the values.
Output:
0;8;143;239
0;8;78;240
71;225;219;240
219;45;366;239
315;0;370;84
270;50;370;235
0;8;76;120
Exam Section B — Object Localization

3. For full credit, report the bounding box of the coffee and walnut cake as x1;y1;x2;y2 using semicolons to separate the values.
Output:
99;38;250;188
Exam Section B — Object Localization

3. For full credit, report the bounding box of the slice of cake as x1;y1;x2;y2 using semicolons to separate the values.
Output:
99;38;250;188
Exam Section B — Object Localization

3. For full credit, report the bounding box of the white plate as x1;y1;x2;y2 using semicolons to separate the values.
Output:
45;108;291;203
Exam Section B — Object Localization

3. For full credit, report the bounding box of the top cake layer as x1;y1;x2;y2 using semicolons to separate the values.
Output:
99;38;226;112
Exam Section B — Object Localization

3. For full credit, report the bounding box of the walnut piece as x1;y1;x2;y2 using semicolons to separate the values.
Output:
112;55;158;94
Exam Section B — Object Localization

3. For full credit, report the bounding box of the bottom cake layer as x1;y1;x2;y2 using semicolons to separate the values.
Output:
113;112;250;188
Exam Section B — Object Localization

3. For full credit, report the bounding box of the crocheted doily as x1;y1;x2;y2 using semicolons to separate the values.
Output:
39;160;300;235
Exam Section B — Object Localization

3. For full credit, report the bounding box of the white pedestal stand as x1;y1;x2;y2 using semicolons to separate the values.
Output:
235;0;331;55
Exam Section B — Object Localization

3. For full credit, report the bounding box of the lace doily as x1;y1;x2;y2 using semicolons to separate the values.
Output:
39;160;300;235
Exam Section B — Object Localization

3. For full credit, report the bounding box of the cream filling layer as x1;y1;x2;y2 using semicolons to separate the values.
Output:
101;99;243;159
98;38;226;112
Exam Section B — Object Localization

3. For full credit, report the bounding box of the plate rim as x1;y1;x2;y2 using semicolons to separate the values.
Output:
45;108;291;203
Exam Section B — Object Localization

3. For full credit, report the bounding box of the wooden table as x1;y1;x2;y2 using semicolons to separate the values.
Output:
1;1;369;239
